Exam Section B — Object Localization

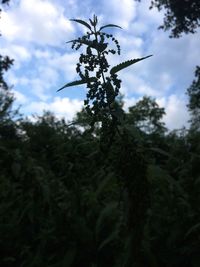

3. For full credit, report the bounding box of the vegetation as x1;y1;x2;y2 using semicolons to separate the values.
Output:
136;0;200;38
187;66;200;131
0;6;200;267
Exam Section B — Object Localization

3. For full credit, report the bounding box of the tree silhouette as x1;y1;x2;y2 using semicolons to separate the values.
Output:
137;0;200;38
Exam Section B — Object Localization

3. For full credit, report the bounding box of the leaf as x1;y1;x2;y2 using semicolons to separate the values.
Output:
99;24;122;31
98;228;118;250
62;247;76;267
96;173;114;197
67;39;108;52
0;145;9;152
149;147;170;157
110;55;153;74
66;39;93;46
185;223;200;238
96;202;117;236
70;19;92;31
57;77;97;91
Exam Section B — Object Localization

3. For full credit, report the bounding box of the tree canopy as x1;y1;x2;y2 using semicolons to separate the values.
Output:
137;0;200;38
187;66;200;131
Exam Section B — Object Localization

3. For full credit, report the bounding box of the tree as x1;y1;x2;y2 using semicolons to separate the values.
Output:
137;0;200;38
136;0;200;133
1;0;10;4
126;96;166;134
0;0;14;120
0;55;14;120
187;66;200;131
0;0;16;139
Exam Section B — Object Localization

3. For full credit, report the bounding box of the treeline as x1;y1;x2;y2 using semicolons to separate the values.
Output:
0;81;200;267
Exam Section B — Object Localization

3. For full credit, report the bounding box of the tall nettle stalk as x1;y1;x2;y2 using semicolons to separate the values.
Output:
58;15;152;136
59;15;152;266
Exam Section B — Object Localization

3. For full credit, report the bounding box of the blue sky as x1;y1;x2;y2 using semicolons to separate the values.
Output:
1;0;200;129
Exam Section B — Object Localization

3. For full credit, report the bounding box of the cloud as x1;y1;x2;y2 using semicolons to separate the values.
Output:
157;94;189;130
135;0;164;27
0;44;31;69
6;64;59;101
1;0;74;46
13;90;29;104
2;0;199;130
100;0;137;28
123;97;137;111
47;51;80;82
29;51;80;100
123;93;189;130
22;97;83;121
120;72;158;97
142;29;200;94
17;92;188;130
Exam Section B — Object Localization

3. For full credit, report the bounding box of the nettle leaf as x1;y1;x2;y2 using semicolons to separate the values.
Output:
70;19;92;31
110;55;153;74
57;77;97;91
67;39;107;52
99;24;122;31
66;39;93;46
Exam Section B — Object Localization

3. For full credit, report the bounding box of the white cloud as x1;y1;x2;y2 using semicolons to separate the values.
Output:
0;44;31;63
135;0;164;26
6;72;30;87
48;52;80;82
143;29;200;92
120;73;158;97
1;0;74;46
13;90;29;104
22;97;83;121
123;97;137;110
1;0;199;130
157;95;189;130
29;78;51;101
34;49;55;59
16;91;188;130
101;0;137;29
123;94;189;130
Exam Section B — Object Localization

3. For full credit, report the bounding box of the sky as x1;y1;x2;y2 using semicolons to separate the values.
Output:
1;0;200;129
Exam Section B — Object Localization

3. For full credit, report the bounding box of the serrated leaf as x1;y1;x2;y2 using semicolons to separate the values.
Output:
57;77;97;92
66;39;93;46
99;24;122;31
67;39;107;52
70;19;92;31
110;55;153;74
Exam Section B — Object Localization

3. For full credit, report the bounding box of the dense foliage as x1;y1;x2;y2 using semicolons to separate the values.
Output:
136;0;200;38
1;95;200;267
0;10;200;267
187;66;200;131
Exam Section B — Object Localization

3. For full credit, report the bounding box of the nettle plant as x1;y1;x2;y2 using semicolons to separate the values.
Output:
58;15;152;130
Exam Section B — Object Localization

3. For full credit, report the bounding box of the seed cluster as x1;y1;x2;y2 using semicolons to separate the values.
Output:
70;28;122;121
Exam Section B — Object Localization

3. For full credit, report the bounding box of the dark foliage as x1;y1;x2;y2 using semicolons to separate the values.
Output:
187;66;200;131
1;97;200;267
137;0;200;38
